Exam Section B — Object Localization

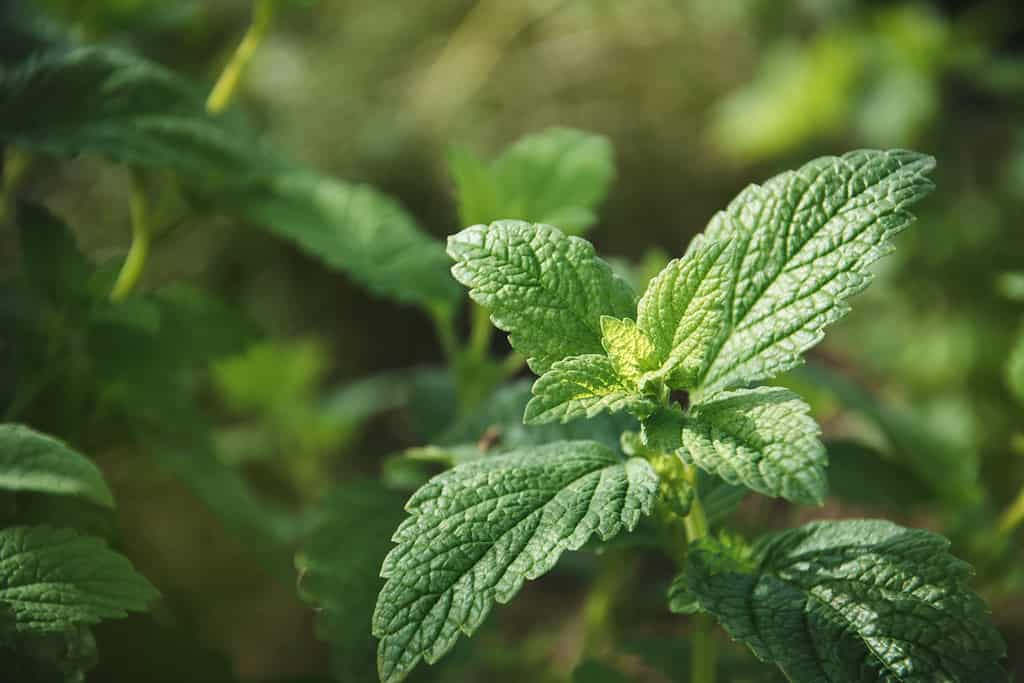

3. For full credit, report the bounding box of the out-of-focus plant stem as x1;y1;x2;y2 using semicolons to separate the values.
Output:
997;485;1024;537
110;173;151;301
681;462;717;683
207;0;276;114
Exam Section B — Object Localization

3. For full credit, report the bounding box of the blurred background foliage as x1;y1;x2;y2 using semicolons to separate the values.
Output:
2;0;1023;680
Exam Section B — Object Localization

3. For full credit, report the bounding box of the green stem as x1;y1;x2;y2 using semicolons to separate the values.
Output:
110;174;151;301
681;462;716;683
469;303;494;359
997;485;1024;537
429;305;459;363
0;147;31;225
207;0;276;114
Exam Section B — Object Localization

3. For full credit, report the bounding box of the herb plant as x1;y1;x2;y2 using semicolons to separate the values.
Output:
371;151;1009;682
1;2;1019;681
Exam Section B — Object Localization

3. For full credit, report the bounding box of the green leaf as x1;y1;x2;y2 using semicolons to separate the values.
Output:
598;316;659;388
699;150;935;394
0;525;158;632
232;171;459;312
448;144;498;229
636;237;733;389
0;47;270;180
684;519;1008;682
297;481;407;682
677;387;826;504
451;128;614;235
373;441;659;682
447;221;636;374
0;424;114;509
524;354;652;425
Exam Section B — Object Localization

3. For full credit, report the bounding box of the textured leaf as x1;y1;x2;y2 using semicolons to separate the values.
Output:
233;171;459;311
685;519;1008;682
678;387;826;504
599;316;659;387
637;238;734;388
447;221;636;374
700;150;935;394
0;526;158;632
296;481;407;682
451;128;614;235
0;47;270;180
524;355;651;425
0;424;114;509
373;441;659;682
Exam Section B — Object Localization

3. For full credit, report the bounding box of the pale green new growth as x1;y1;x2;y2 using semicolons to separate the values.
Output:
450;128;614;235
524;355;652;425
0;526;158;632
683;520;1007;682
0;425;114;509
373;442;658;682
636;237;733;389
447;221;636;374
700;149;935;394
678;387;825;505
599;317;660;387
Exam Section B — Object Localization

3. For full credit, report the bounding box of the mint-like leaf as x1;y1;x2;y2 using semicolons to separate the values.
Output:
373;441;658;682
232;171;459;312
684;519;1008;682
700;150;935;394
524;355;652;425
599;316;660;388
0;425;114;509
0;526;158;632
448;221;636;374
637;237;733;389
451;128;614;235
676;387;825;504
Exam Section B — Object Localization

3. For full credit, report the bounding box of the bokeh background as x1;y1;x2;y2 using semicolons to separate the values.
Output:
2;0;1023;681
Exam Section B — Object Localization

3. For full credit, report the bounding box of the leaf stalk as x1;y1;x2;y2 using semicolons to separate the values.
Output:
207;0;276;114
110;173;151;301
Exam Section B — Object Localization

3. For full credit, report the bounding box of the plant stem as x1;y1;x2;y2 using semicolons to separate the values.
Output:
997;485;1024;537
0;147;32;225
681;462;716;683
207;0;276;114
110;173;151;301
469;303;494;359
429;305;459;363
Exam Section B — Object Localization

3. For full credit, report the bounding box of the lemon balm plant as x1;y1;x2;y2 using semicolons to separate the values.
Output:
371;151;1009;682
